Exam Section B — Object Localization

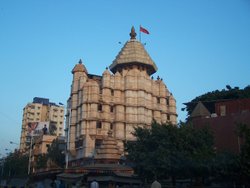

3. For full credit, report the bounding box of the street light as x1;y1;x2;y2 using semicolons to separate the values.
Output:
9;141;18;145
4;149;11;156
59;102;71;169
0;154;5;181
28;134;33;175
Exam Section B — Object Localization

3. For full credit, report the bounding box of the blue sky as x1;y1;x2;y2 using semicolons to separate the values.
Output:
0;0;250;156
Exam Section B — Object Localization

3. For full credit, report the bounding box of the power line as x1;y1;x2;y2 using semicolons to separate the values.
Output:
0;111;20;124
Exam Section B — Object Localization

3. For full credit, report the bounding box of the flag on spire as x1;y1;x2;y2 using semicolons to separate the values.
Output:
140;26;150;34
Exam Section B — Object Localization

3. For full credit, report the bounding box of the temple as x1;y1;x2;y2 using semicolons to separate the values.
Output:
61;27;177;186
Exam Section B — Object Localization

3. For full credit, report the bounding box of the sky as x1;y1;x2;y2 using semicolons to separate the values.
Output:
0;0;250;156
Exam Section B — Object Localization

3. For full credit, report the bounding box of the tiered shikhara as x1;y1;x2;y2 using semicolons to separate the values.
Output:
67;27;177;165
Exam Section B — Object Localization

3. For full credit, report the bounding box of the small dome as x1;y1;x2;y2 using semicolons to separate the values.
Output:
114;71;121;77
71;59;88;74
96;130;122;162
102;67;111;75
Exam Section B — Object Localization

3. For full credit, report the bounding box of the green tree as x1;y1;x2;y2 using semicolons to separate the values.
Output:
237;123;250;184
183;85;250;118
47;138;65;168
212;151;240;185
178;123;214;181
125;122;215;186
2;151;29;178
36;154;48;169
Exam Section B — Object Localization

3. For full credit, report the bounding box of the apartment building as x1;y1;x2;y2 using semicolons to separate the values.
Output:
20;97;64;152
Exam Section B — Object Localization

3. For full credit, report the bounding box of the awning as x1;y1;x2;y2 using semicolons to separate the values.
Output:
57;173;85;182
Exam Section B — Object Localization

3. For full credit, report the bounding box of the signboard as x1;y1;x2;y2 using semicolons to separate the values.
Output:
27;121;50;136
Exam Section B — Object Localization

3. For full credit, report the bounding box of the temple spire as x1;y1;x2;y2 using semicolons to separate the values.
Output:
130;26;137;39
110;27;157;75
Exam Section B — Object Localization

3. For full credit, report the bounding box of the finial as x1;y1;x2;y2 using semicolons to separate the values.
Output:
106;67;108;70
157;76;160;80
79;59;82;64
130;26;137;39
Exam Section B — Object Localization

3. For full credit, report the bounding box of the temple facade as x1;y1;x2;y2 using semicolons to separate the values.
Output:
66;27;177;166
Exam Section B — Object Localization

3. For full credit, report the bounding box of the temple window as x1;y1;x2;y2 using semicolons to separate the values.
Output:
98;104;102;112
167;114;170;121
166;98;169;106
157;97;160;104
96;121;102;129
110;123;114;130
95;139;102;149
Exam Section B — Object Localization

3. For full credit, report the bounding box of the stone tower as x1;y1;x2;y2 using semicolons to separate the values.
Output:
66;27;177;167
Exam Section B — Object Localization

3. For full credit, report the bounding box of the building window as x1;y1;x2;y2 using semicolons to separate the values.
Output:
157;97;160;104
111;89;114;96
220;105;226;116
166;98;169;106
75;139;83;149
110;123;114;130
98;104;102;112
79;123;82;135
96;121;102;129
167;114;170;121
110;106;114;113
124;124;126;139
95;139;102;149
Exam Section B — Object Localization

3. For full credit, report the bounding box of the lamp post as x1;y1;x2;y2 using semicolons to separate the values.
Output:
9;141;18;146
0;154;6;184
66;107;71;169
59;102;71;169
4;149;12;178
5;148;11;154
27;134;33;175
9;141;19;152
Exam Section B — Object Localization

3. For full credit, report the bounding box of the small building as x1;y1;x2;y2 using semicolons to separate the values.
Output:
58;130;142;187
189;98;250;153
29;135;65;187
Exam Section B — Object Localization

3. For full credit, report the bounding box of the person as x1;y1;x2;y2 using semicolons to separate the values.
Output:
71;182;77;188
90;180;99;188
43;124;48;135
151;180;161;188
